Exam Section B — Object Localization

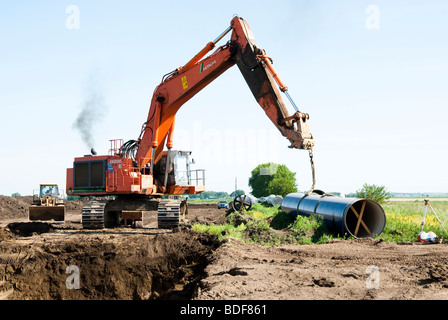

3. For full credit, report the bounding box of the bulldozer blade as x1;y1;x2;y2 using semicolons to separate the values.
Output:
29;205;65;222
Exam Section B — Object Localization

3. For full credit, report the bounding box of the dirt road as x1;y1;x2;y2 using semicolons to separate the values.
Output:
1;197;448;300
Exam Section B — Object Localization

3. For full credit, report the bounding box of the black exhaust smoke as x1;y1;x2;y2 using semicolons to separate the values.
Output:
72;72;108;150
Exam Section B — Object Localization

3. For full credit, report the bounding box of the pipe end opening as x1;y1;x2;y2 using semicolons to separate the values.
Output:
345;199;386;238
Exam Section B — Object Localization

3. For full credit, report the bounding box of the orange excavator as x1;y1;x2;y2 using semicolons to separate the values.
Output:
66;16;315;229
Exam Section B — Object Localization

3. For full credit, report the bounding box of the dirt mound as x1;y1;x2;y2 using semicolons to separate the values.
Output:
0;228;219;300
64;200;84;213
0;196;33;219
0;196;83;221
0;227;13;241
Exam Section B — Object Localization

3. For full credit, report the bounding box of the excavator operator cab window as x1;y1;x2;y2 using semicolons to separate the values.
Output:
172;150;205;187
40;185;59;198
174;151;189;185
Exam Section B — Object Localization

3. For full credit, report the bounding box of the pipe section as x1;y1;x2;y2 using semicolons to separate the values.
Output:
281;192;386;238
266;195;283;206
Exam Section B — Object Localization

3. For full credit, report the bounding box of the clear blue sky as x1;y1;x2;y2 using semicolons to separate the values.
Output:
0;0;447;196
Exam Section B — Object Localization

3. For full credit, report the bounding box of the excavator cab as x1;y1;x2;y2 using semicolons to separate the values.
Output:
29;184;65;222
154;150;205;190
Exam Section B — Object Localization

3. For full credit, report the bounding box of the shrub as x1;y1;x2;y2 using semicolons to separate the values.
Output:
356;183;390;204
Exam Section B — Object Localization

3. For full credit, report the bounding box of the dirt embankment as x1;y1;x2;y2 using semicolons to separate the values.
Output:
0;198;224;300
0;227;219;300
2;197;448;301
0;196;33;219
0;195;83;223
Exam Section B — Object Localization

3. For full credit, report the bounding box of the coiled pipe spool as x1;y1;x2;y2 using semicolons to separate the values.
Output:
281;192;386;238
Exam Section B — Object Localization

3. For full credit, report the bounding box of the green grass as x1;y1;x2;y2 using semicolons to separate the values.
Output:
381;200;448;242
189;199;448;245
191;202;334;245
191;222;246;241
289;215;335;244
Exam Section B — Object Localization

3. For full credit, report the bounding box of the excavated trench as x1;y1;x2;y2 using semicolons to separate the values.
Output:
0;224;220;300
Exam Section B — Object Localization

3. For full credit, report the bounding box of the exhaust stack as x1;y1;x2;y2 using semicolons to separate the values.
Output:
281;192;386;238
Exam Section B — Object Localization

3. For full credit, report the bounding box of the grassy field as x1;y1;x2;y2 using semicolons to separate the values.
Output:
382;200;448;242
190;199;448;245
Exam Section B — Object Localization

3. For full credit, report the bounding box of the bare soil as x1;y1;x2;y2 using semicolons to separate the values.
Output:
195;238;448;300
1;196;448;300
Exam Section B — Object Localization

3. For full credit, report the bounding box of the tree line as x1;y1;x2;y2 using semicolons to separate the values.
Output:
188;190;245;200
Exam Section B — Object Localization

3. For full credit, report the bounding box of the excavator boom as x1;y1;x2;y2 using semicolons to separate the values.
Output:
66;16;315;229
136;16;314;171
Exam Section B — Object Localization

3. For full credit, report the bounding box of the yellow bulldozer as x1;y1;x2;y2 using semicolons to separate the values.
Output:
29;184;65;222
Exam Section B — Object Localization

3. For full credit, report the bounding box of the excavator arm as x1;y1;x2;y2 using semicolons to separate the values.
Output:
135;16;314;174
231;17;314;150
66;16;316;229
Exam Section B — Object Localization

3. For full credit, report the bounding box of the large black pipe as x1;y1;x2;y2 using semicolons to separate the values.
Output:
281;192;386;238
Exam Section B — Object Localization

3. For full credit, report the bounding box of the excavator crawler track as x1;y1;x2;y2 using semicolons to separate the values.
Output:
81;201;107;229
157;199;187;229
